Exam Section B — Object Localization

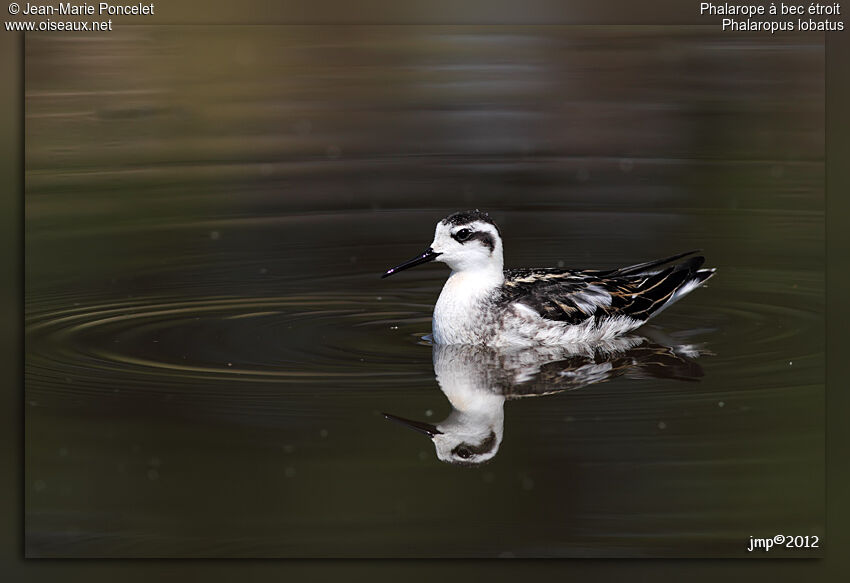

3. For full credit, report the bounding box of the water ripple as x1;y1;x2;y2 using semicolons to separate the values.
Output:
26;293;435;393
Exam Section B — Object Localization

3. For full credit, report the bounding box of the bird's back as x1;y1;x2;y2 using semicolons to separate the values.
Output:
497;250;715;328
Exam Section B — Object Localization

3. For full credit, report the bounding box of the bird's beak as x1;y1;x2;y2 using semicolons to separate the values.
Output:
383;413;443;438
381;248;441;278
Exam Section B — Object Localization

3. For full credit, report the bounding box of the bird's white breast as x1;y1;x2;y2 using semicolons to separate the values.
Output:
432;270;502;345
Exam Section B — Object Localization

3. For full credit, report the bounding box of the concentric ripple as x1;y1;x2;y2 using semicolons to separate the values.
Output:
26;267;822;399
26;291;438;398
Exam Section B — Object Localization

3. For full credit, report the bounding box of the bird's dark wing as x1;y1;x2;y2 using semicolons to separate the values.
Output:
501;251;715;325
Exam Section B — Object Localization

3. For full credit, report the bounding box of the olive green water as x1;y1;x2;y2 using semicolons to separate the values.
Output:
25;27;824;557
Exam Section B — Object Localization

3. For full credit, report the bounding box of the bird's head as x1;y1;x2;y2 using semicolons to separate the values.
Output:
382;210;504;278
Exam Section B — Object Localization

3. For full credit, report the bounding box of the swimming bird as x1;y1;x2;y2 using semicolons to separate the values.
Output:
381;210;715;347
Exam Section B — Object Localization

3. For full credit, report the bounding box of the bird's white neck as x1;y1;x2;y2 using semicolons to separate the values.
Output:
432;265;504;344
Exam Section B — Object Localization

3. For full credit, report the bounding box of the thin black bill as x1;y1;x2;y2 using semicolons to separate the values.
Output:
381;248;441;278
383;413;443;438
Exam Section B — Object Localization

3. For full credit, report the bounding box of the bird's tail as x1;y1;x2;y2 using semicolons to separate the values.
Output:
623;254;716;321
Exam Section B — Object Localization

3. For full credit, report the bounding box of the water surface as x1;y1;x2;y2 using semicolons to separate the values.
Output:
25;27;824;557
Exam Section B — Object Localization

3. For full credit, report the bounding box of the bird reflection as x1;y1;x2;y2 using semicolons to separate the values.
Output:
384;333;706;465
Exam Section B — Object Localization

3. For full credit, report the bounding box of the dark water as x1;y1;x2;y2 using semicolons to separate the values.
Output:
25;27;824;557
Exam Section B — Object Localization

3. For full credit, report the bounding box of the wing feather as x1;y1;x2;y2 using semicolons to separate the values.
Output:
501;253;714;325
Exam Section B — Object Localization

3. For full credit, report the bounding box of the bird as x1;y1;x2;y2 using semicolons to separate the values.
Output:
384;338;706;465
381;210;715;347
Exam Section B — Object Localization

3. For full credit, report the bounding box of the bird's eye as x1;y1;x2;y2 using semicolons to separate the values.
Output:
455;228;472;242
456;447;472;459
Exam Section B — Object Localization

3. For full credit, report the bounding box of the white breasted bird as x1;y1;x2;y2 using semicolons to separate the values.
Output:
382;210;715;347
